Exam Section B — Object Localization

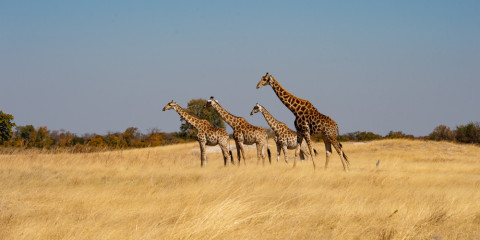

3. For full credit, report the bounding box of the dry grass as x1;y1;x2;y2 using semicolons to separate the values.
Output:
1;139;479;239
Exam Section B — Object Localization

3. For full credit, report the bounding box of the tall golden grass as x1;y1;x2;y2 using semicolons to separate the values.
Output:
1;139;479;239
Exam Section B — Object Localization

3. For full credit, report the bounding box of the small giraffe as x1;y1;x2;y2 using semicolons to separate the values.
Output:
250;103;316;163
163;100;233;167
205;97;271;166
256;73;349;171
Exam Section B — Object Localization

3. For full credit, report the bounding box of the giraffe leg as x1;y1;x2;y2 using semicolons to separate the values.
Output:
332;139;349;172
299;141;310;161
220;143;229;166
199;141;206;167
276;143;281;162
324;140;332;170
256;143;265;166
293;132;303;168
263;143;270;165
282;145;289;163
238;142;247;166
302;129;316;170
235;142;242;166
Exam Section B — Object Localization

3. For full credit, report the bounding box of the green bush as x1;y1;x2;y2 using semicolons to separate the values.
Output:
0;110;15;145
385;131;414;139
455;122;480;144
429;125;455;141
344;131;382;141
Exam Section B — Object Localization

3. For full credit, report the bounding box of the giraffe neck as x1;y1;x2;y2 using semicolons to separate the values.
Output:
259;105;282;133
270;76;302;115
173;105;202;129
211;102;239;128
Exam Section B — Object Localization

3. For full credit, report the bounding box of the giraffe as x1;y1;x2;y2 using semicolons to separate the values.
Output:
256;73;349;171
250;103;317;163
162;100;233;167
204;97;271;166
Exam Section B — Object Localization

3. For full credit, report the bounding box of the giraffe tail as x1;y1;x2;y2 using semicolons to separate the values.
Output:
266;135;272;164
267;148;271;164
313;148;318;156
227;139;235;165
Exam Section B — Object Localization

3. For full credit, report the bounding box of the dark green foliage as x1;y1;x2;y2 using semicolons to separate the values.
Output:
71;137;85;145
455;122;480;144
344;131;382;141
0;110;16;144
15;125;35;146
385;131;414;139
179;98;225;139
14;125;53;148
429;125;456;141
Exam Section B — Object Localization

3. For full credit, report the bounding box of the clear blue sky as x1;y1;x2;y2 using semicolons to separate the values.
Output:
1;1;479;136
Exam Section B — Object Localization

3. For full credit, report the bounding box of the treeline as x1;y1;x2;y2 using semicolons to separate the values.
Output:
334;130;415;142
1;110;479;151
428;123;480;144
0;110;192;151
334;122;480;144
1;125;191;151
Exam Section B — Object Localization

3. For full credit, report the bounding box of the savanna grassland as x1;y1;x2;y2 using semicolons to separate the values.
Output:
1;139;479;239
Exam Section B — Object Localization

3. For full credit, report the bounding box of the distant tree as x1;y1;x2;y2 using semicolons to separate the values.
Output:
145;128;165;147
34;126;53;148
179;98;225;139
50;129;78;147
163;132;187;145
0;110;15;145
338;134;350;142
344;131;382;141
429;125;455;141
385;131;414;139
71;137;85;146
455;122;480;144
122;127;142;147
15;125;35;147
14;125;53;148
104;132;127;149
87;135;106;147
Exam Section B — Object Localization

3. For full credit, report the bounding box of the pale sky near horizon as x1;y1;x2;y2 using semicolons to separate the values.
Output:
1;1;479;136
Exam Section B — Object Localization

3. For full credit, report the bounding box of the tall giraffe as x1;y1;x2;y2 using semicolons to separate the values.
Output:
250;103;316;163
163;100;233;167
205;97;271;166
256;73;349;171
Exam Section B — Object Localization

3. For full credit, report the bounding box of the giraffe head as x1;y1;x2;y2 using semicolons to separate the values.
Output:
162;100;177;111
250;103;263;116
256;72;273;89
204;96;218;109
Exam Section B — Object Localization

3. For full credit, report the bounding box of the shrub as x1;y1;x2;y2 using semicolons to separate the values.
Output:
0;110;15;145
344;131;382;141
385;131;414;139
455;122;480;144
429;125;455;141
